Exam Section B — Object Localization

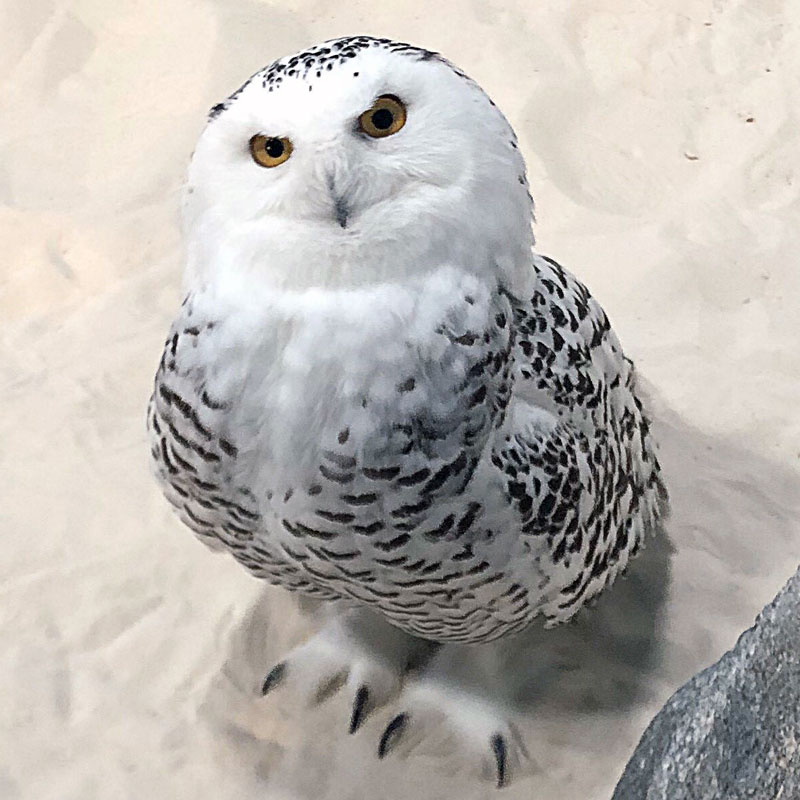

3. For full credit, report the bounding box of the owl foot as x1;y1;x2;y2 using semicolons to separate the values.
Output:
377;681;526;788
260;610;428;734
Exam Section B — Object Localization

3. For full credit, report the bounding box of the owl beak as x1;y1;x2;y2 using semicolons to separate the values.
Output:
333;194;349;229
326;173;350;228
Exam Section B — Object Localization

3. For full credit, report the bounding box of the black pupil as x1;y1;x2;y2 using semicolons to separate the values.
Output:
265;138;284;158
371;108;394;130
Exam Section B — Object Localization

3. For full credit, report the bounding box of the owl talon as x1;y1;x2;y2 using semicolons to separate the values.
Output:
378;673;527;786
349;685;370;734
313;668;349;704
256;613;412;719
261;661;286;695
490;732;507;788
378;712;408;758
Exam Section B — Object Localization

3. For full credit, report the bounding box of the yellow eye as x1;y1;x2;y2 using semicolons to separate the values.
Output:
249;135;293;168
358;95;407;138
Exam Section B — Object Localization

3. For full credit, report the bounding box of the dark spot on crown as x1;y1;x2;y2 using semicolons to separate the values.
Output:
208;102;227;119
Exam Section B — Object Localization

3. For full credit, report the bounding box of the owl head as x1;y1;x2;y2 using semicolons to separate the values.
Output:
183;37;534;294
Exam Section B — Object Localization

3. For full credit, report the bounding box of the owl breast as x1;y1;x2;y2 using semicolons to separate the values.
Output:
149;268;534;640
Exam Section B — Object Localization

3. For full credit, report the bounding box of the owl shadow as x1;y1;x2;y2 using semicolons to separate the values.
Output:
490;521;673;716
199;400;800;796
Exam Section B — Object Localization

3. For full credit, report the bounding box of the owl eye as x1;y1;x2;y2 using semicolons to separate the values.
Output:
249;135;293;167
358;95;406;138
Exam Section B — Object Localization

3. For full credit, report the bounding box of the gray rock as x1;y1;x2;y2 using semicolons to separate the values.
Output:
612;566;800;800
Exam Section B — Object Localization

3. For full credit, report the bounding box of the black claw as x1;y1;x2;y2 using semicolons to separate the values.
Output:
314;669;349;704
261;661;286;695
490;733;507;788
378;712;408;758
349;686;369;734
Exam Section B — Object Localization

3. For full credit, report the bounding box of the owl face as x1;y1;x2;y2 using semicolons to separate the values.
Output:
184;38;533;292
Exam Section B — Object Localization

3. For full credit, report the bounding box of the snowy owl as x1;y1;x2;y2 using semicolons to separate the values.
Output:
147;36;666;786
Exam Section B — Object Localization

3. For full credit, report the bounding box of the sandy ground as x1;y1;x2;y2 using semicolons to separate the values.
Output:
3;1;800;798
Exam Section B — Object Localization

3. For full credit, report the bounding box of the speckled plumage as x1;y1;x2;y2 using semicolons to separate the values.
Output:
148;253;664;643
148;37;664;643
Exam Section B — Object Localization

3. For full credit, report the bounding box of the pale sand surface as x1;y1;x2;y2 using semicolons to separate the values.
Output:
2;1;800;798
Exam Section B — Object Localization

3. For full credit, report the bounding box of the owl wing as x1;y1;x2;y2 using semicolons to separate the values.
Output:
494;254;667;624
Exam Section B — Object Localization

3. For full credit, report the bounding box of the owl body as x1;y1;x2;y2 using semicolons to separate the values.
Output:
148;36;665;646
